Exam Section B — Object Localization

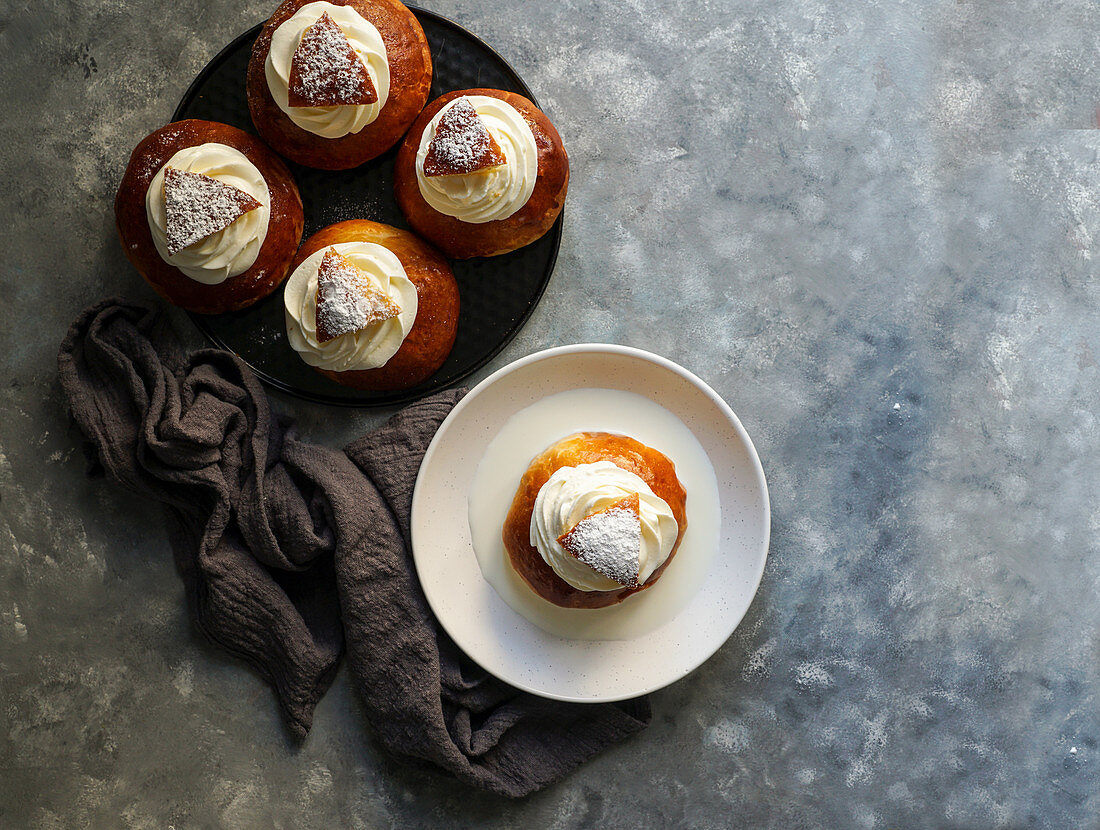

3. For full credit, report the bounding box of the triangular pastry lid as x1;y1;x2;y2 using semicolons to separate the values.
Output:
163;167;261;256
288;11;378;107
557;492;642;588
314;248;401;343
423;97;507;177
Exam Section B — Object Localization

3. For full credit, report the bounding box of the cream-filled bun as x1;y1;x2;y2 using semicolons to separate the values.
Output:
283;219;458;390
115;119;303;314
247;0;432;169
394;89;569;258
502;432;687;609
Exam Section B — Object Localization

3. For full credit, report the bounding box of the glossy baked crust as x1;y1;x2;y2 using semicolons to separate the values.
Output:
502;432;688;609
247;0;432;169
393;89;569;258
290;219;459;390
115;119;304;315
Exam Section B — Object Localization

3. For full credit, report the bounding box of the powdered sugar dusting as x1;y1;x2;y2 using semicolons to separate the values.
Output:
423;97;506;177
162;167;261;256
558;497;642;587
288;11;376;107
314;248;400;343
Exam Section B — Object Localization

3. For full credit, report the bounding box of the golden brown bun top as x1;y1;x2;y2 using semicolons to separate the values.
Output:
522;432;687;530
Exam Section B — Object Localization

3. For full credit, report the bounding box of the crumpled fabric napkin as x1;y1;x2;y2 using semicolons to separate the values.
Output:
57;297;650;797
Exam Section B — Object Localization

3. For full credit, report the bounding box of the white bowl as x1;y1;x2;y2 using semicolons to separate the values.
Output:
411;345;770;701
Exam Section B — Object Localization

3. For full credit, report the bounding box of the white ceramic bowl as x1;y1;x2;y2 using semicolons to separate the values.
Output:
411;345;770;701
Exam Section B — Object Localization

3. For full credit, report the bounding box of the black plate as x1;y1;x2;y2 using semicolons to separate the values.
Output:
173;8;561;407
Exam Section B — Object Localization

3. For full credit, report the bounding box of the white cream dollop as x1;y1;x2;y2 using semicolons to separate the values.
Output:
284;241;417;372
415;95;538;224
265;1;390;138
530;460;679;592
145;143;270;285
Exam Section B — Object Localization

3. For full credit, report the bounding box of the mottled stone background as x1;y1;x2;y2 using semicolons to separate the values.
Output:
2;0;1099;826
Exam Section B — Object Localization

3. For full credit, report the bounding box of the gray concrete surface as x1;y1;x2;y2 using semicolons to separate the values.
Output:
3;0;1100;826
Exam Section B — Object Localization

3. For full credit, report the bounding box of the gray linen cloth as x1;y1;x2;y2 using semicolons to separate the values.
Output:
57;298;650;797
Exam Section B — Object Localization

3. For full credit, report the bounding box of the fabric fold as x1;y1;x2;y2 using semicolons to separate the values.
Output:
58;297;651;797
58;298;345;738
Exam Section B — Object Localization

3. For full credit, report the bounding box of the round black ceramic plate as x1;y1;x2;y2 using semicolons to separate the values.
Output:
173;8;562;406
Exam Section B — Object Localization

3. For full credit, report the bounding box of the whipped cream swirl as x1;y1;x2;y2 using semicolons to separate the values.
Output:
145;143;270;285
415;95;537;223
266;1;390;138
530;460;678;592
284;241;417;372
